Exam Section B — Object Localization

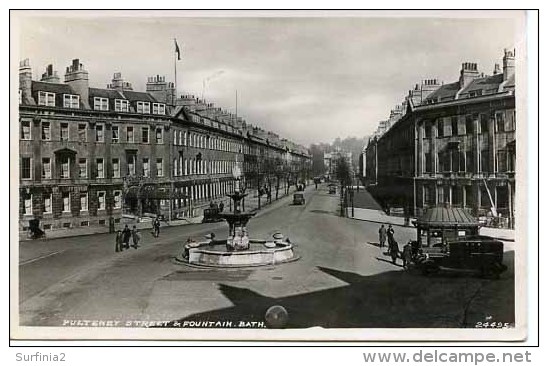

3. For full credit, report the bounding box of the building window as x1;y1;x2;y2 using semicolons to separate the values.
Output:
80;221;90;227
20;121;31;140
97;191;106;210
479;114;488;134
156;128;163;144
60;123;69;141
156;158;163;177
80;193;88;211
136;101;150;114
114;191;122;209
142;127;149;143
480;149;489;173
497;150;508;172
38;91;55;107
96;124;104;142
94;97;109;111
143;157;150;177
115;99;129;112
496;112;505;133
465;115;474;135
127;126;134;143
23;193;32;215
42;158;51;179
173;130;178;145
183;132;187;146
128;155;136;176
77;123;86;142
112;158;120;178
63;94;80;109
424;153;432;173
44;194;52;213
78;158;87;178
509;111;516;131
60;156;70;178
96;158;104;178
153;103;165;115
41;122;51;140
62;192;71;212
112;126;119;143
21;157;32;179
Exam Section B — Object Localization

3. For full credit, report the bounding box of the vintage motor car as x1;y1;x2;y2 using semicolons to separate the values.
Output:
293;192;305;205
411;207;507;279
328;184;337;194
202;207;223;223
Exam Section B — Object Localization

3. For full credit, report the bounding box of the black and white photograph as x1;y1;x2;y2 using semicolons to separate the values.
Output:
10;10;530;341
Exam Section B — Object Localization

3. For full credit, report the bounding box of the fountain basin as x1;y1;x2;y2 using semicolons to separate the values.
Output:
177;240;298;268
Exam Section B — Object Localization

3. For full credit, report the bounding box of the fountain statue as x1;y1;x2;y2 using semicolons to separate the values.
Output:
177;162;298;268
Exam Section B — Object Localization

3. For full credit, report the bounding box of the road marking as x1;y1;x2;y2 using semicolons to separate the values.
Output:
20;250;67;266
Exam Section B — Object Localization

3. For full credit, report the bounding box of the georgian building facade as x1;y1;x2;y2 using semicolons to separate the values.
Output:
18;58;311;234
365;50;516;227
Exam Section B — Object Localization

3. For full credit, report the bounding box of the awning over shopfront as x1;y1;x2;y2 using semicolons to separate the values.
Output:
414;206;480;229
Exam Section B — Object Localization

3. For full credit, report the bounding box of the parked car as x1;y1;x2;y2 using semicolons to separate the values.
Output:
328;184;337;194
414;236;507;279
293;192;305;205
202;207;223;223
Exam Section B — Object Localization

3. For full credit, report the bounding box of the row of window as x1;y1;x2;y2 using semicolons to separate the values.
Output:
20;121;165;144
172;157;238;177
422;184;510;208
423;149;515;174
34;91;166;114
172;130;242;153
22;191;122;216
20;157;164;180
424;111;516;138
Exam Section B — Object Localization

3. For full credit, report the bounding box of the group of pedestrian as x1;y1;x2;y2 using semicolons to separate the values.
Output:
115;225;141;252
209;201;225;212
378;223;400;265
378;223;414;269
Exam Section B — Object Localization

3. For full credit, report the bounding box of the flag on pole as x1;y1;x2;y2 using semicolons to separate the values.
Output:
174;39;181;60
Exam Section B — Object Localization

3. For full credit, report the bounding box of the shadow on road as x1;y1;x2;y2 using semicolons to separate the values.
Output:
167;253;514;329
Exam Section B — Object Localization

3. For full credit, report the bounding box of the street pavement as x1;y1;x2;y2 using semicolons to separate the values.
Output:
18;184;515;329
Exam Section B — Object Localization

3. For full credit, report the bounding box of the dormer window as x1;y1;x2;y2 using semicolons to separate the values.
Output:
152;103;165;115
63;94;80;109
136;101;150;114
38;91;55;107
115;99;129;112
94;97;109;111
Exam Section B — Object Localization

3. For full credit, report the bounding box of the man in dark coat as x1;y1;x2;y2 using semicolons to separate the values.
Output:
378;224;387;248
387;224;395;246
122;225;131;250
115;230;122;252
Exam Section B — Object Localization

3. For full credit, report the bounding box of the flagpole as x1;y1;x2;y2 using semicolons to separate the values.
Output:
174;38;178;103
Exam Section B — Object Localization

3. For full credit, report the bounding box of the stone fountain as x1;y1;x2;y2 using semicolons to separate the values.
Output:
177;164;298;268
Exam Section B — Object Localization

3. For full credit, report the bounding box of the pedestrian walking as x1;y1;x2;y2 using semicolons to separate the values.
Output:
387;224;395;246
378;224;387;248
131;225;141;249
115;230;123;252
153;217;161;238
219;201;224;212
122;225;131;250
402;241;413;269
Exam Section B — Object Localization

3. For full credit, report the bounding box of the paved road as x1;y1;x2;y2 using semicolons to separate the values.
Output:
18;184;515;329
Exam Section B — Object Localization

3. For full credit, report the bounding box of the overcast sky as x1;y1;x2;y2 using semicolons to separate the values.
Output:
17;13;519;146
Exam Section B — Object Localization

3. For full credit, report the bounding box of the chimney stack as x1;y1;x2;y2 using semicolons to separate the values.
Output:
459;62;480;88
493;63;502;75
64;58;89;108
503;48;515;81
107;72;133;91
19;59;35;105
40;64;60;83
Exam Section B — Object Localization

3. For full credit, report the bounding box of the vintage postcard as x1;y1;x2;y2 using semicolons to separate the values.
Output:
10;10;531;341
